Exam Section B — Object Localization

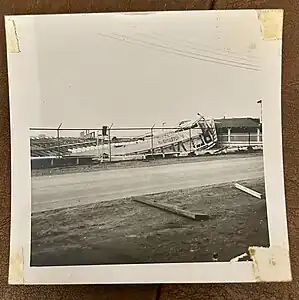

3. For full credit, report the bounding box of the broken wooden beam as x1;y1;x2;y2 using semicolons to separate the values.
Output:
133;198;209;221
234;183;264;199
230;252;250;262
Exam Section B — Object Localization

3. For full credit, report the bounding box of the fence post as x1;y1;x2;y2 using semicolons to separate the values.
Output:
97;130;100;160
108;129;111;162
151;124;155;157
108;123;113;162
101;135;104;163
57;129;60;157
248;131;251;146
189;128;192;152
227;128;231;144
57;123;62;158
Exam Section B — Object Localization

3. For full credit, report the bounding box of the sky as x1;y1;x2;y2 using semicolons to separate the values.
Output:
31;10;264;135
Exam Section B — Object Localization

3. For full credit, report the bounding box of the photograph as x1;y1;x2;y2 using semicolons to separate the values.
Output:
6;9;291;284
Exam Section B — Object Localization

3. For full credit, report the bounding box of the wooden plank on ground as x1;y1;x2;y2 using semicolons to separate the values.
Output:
234;183;264;199
133;198;209;221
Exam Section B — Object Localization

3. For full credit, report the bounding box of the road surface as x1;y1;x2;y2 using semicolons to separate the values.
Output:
32;155;264;213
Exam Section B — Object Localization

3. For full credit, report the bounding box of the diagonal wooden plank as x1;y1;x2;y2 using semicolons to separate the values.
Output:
234;183;264;199
133;198;209;221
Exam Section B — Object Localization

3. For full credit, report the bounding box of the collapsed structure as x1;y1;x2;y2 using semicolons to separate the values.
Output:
72;114;218;158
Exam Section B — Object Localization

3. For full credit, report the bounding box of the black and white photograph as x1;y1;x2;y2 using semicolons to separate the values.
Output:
6;10;291;284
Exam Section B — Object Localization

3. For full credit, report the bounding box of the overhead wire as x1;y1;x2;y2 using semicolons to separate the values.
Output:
135;31;259;63
97;32;261;72
112;32;260;69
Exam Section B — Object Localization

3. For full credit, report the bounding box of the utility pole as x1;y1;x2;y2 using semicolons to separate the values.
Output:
257;99;262;124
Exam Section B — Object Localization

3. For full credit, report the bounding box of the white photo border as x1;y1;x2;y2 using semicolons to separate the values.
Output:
5;10;291;284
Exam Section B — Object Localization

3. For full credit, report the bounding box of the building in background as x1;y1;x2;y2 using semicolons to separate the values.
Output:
215;117;262;148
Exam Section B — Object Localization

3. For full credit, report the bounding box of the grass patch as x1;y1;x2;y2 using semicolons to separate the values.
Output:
31;177;269;266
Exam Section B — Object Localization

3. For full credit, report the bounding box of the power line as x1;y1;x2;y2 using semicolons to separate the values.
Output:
112;32;259;69
135;31;259;63
99;32;260;71
148;31;259;60
97;32;260;71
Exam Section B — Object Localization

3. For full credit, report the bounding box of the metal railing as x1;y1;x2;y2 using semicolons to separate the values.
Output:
218;133;263;146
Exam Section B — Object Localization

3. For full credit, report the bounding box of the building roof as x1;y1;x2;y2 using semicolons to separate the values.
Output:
214;117;260;128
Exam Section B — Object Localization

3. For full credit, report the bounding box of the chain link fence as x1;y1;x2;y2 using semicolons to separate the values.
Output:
30;123;263;165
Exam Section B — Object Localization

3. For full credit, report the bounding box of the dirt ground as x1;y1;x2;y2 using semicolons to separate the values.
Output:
31;177;269;266
31;151;262;177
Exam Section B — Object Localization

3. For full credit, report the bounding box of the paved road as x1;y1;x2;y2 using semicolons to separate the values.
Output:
32;155;264;213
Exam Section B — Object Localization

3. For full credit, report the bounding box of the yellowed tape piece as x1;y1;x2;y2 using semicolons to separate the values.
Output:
9;248;24;284
249;246;292;282
257;9;284;41
5;18;21;53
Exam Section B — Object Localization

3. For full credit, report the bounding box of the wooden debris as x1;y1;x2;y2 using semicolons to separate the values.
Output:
230;252;250;262
133;198;209;221
234;183;264;199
